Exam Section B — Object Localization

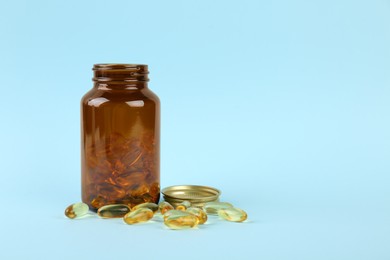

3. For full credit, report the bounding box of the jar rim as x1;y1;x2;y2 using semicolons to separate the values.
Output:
93;64;148;70
93;64;149;83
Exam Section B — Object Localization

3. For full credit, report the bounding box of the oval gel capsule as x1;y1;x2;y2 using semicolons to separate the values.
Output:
65;202;89;219
97;204;131;218
159;201;174;214
176;200;191;211
218;207;247;222
163;210;192;221
186;207;208;224
132;202;159;213
123;208;154;224
203;202;233;214
164;213;199;230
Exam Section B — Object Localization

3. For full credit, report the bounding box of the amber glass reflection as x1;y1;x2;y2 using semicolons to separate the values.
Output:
81;64;160;211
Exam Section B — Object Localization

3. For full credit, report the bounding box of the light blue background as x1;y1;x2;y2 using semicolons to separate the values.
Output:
0;0;389;259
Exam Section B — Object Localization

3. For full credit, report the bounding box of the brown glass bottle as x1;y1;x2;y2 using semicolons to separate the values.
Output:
81;64;160;211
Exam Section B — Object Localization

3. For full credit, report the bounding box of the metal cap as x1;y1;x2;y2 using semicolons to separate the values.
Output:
162;185;220;207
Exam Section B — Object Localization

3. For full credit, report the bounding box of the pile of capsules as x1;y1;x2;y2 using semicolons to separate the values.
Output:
83;133;160;209
65;200;247;229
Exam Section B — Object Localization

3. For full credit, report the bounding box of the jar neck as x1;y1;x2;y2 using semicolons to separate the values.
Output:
92;64;149;90
94;82;148;90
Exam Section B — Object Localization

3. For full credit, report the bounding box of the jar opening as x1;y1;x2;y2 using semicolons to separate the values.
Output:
93;63;149;82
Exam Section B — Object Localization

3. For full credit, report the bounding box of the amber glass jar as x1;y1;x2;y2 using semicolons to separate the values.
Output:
81;64;160;210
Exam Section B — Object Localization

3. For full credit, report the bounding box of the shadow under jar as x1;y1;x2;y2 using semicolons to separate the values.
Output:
81;64;160;211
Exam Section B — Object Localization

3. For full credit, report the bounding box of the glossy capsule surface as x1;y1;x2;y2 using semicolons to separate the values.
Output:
65;202;89;219
186;207;207;224
97;204;130;218
159;201;174;214
203;202;233;214
164;213;199;230
218;207;247;222
132;202;159;213
123;208;154;224
163;210;191;221
176;200;191;211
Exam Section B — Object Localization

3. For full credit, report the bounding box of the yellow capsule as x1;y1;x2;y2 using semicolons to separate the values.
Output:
164;213;199;230
123;208;154;224
186;207;208;224
163;210;191;221
203;201;233;214
218;207;247;222
159;201;174;214
97;204;130;218
132;202;159;213
65;202;89;219
176;200;191;211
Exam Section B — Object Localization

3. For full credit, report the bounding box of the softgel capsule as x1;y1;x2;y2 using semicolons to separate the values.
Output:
97;204;130;218
203;202;233;214
132;202;159;213
164;212;199;230
186;207;207;224
176;200;191;211
123;208;154;225
218;207;247;222
65;202;89;219
159;201;174;214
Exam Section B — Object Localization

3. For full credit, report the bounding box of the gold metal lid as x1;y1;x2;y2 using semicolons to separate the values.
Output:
162;185;220;202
